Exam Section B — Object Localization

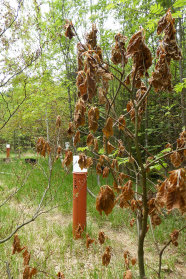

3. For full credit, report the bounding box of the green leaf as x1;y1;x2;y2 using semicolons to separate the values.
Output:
174;79;186;93
150;4;163;14
77;146;88;152
106;3;115;10
173;0;186;8
98;147;104;155
172;11;182;18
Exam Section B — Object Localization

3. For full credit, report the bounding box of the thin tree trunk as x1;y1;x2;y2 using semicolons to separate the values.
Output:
179;18;186;128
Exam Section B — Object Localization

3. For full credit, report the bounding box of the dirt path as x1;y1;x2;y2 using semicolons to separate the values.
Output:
1;193;185;278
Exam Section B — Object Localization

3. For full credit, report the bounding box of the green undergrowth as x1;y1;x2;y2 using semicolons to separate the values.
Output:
0;155;185;278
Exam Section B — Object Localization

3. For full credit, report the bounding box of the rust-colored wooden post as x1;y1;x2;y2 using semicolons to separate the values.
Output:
6;144;10;158
73;156;87;239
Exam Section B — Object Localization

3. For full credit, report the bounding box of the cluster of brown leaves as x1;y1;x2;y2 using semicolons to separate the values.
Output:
12;234;25;254
67;122;74;137
64;20;75;39
56;115;61;128
127;83;147;125
87;133;94;146
98;87;107;105
130;199;143;212
123;250;136;279
86;231;106;249
78;153;93;169
117;172;129;186
123;270;133;279
86;234;95;248
118;115;126;131
86;23;98;49
96;185;115;215
111;33;128;65
105;141;115;154
127;28;152;88
88;107;99;132
170;229;179;246
170;131;186;168
56;145;62;160
12;235;37;279
156;168;186;213
62;150;73;167
74;98;86;128
118;180;134;208
124;250;136;268
73;131;80;147
75;224;84;238
102;117;113;138
148;198;162;227
149;9;182;92
36;137;51;157
57;272;65;279
118;140;125;157
23;267;37;279
98;231;105;244
102;166;109;178
75;24;112;103
102;246;111;266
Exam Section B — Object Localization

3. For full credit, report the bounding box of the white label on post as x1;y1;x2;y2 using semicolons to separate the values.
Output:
73;155;87;173
65;142;70;150
6;144;10;148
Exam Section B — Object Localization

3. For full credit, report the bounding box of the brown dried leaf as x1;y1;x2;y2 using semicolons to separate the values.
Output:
156;168;186;213
23;249;30;266
67;122;74;137
85;24;98;49
103;167;109;178
98;231;105;245
96;162;103;175
64;20;75;39
88;107;99;132
170;151;182;168
86;234;95;248
23;266;30;279
131;258;137;266
130;218;135;227
78;153;93;169
94;138;98;152
123;250;130;259
57;146;62;155
103;117;113;138
96;185;115;215
57;272;65;279
87;133;94;146
29;268;37;278
74;131;80;147
118;140;125;157
74;98;86;128
170;229;179;246
56;115;61;128
111;33;128;65
124;270;132;279
63;150;73;167
111;159;118;170
12;234;25;254
118;115;126;131
106;141;115;154
98;87;106;105
102;247;111;266
119;180;134;208
76;71;87;96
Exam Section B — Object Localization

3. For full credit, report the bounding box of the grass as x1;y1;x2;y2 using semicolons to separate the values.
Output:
0;154;185;278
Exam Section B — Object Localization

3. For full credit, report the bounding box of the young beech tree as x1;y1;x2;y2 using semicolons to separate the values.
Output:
62;9;186;279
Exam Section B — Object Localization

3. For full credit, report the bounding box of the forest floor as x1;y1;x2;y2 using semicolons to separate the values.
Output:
0;155;185;278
